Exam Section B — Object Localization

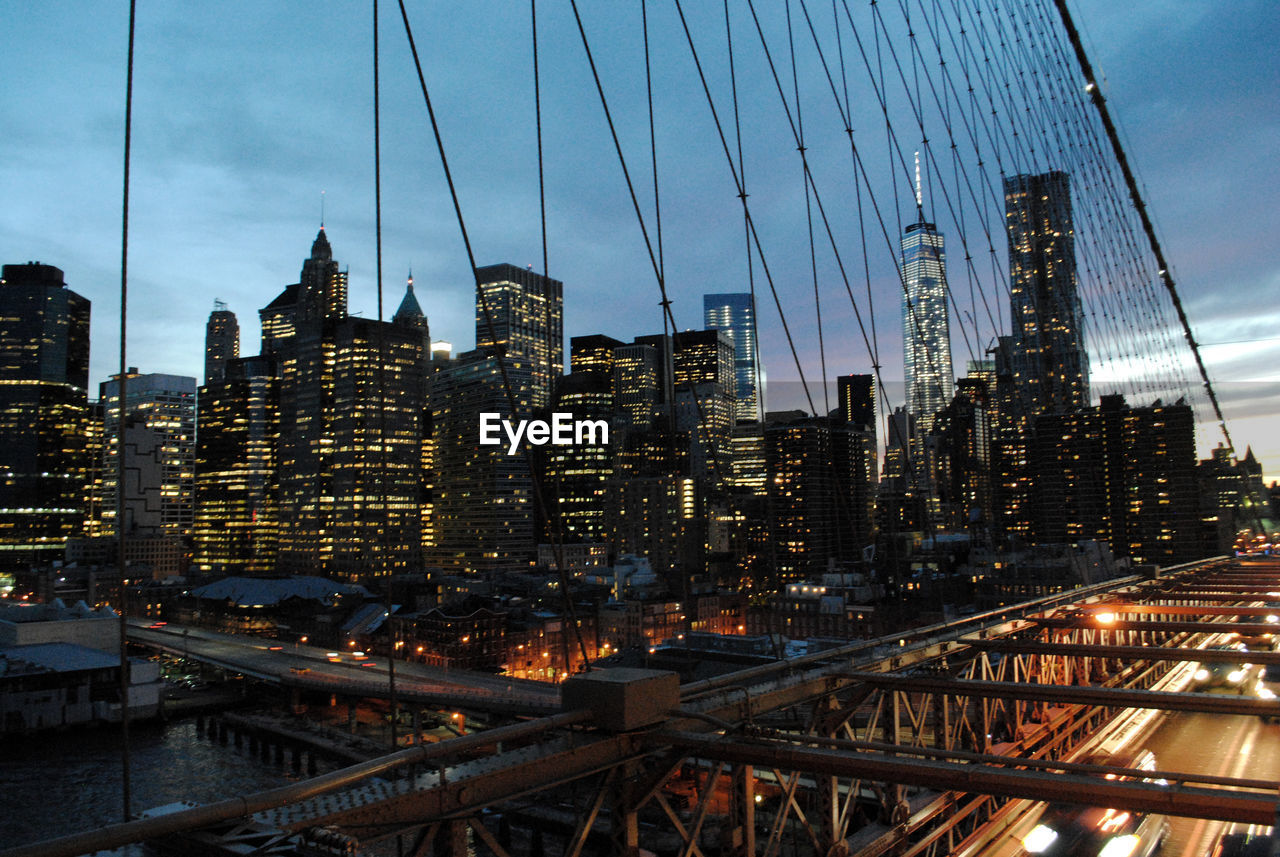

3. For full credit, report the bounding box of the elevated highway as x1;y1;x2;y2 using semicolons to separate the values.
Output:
127;621;559;716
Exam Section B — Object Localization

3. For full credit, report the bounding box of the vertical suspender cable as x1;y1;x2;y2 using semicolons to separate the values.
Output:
373;0;397;750
531;0;578;676
395;0;591;672
116;0;137;823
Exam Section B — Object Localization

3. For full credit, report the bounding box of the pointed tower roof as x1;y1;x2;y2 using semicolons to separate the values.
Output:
393;274;425;322
310;227;332;262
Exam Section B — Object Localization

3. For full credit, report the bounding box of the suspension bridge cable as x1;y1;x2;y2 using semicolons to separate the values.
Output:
116;0;137;823
372;0;398;750
529;0;576;675
670;0;819;417
394;0;591;672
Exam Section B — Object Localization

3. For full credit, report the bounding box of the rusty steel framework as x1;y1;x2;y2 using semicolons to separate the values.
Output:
9;557;1280;857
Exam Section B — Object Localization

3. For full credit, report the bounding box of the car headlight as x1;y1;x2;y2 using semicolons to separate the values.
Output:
1023;824;1059;854
1194;668;1210;681
1098;834;1141;857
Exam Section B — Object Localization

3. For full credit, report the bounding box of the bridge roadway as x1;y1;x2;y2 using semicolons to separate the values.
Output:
969;671;1280;857
11;556;1280;857
127;621;559;716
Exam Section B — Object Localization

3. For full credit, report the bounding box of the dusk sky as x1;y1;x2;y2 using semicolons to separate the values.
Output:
4;2;1278;475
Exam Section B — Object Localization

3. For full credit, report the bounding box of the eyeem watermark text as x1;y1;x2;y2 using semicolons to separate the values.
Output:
479;412;609;455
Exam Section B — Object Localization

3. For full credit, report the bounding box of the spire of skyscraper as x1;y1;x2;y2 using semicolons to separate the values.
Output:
310;226;332;262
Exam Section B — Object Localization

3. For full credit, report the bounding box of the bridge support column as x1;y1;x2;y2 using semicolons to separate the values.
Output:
721;763;755;857
432;819;468;857
818;772;847;856
608;762;642;857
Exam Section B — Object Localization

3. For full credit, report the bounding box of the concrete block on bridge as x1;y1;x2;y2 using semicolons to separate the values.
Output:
562;668;679;732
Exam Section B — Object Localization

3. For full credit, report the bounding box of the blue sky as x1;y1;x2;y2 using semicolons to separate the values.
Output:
3;2;1278;476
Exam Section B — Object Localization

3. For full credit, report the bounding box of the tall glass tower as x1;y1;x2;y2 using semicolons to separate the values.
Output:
703;292;760;422
901;212;952;433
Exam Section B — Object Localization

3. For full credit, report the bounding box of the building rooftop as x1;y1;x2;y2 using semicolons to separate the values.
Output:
189;576;371;608
0;600;115;624
0;642;120;675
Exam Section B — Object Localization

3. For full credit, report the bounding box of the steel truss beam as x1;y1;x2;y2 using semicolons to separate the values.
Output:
1035;617;1280;634
652;731;1278;825
1145;592;1280;603
1082;604;1280;617
839;670;1278;716
961;638;1280;665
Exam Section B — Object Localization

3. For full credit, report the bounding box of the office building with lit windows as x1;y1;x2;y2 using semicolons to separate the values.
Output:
1031;394;1198;566
0;263;91;568
1004;170;1089;417
569;334;623;378
274;236;428;578
764;413;836;583
194;230;428;581
426;350;536;577
194;355;278;576
97;371;197;540
204;301;239;383
544;371;614;544
475;263;563;409
703;293;760;422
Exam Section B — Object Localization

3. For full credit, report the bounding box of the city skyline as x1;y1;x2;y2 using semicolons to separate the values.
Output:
3;3;1278;475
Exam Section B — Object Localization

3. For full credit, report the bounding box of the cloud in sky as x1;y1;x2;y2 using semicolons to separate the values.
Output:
2;0;1277;474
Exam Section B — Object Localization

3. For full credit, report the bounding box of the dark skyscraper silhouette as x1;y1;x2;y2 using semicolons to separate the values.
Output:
204;300;239;384
1004;171;1089;417
0;263;91;567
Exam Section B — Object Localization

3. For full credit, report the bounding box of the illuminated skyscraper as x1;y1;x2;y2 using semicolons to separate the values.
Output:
194;356;278;575
0;263;91;567
613;342;661;430
267;231;428;580
475;264;563;409
204;300;239;383
98;371;197;539
901;208;952;432
764;413;836;582
1031;395;1197;565
570;334;623;377
426;350;536;576
703;293;760;422
1004;170;1088;416
544;371;614;544
836;373;878;469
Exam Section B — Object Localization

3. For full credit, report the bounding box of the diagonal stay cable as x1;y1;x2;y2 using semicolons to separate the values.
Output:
395;0;590;672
